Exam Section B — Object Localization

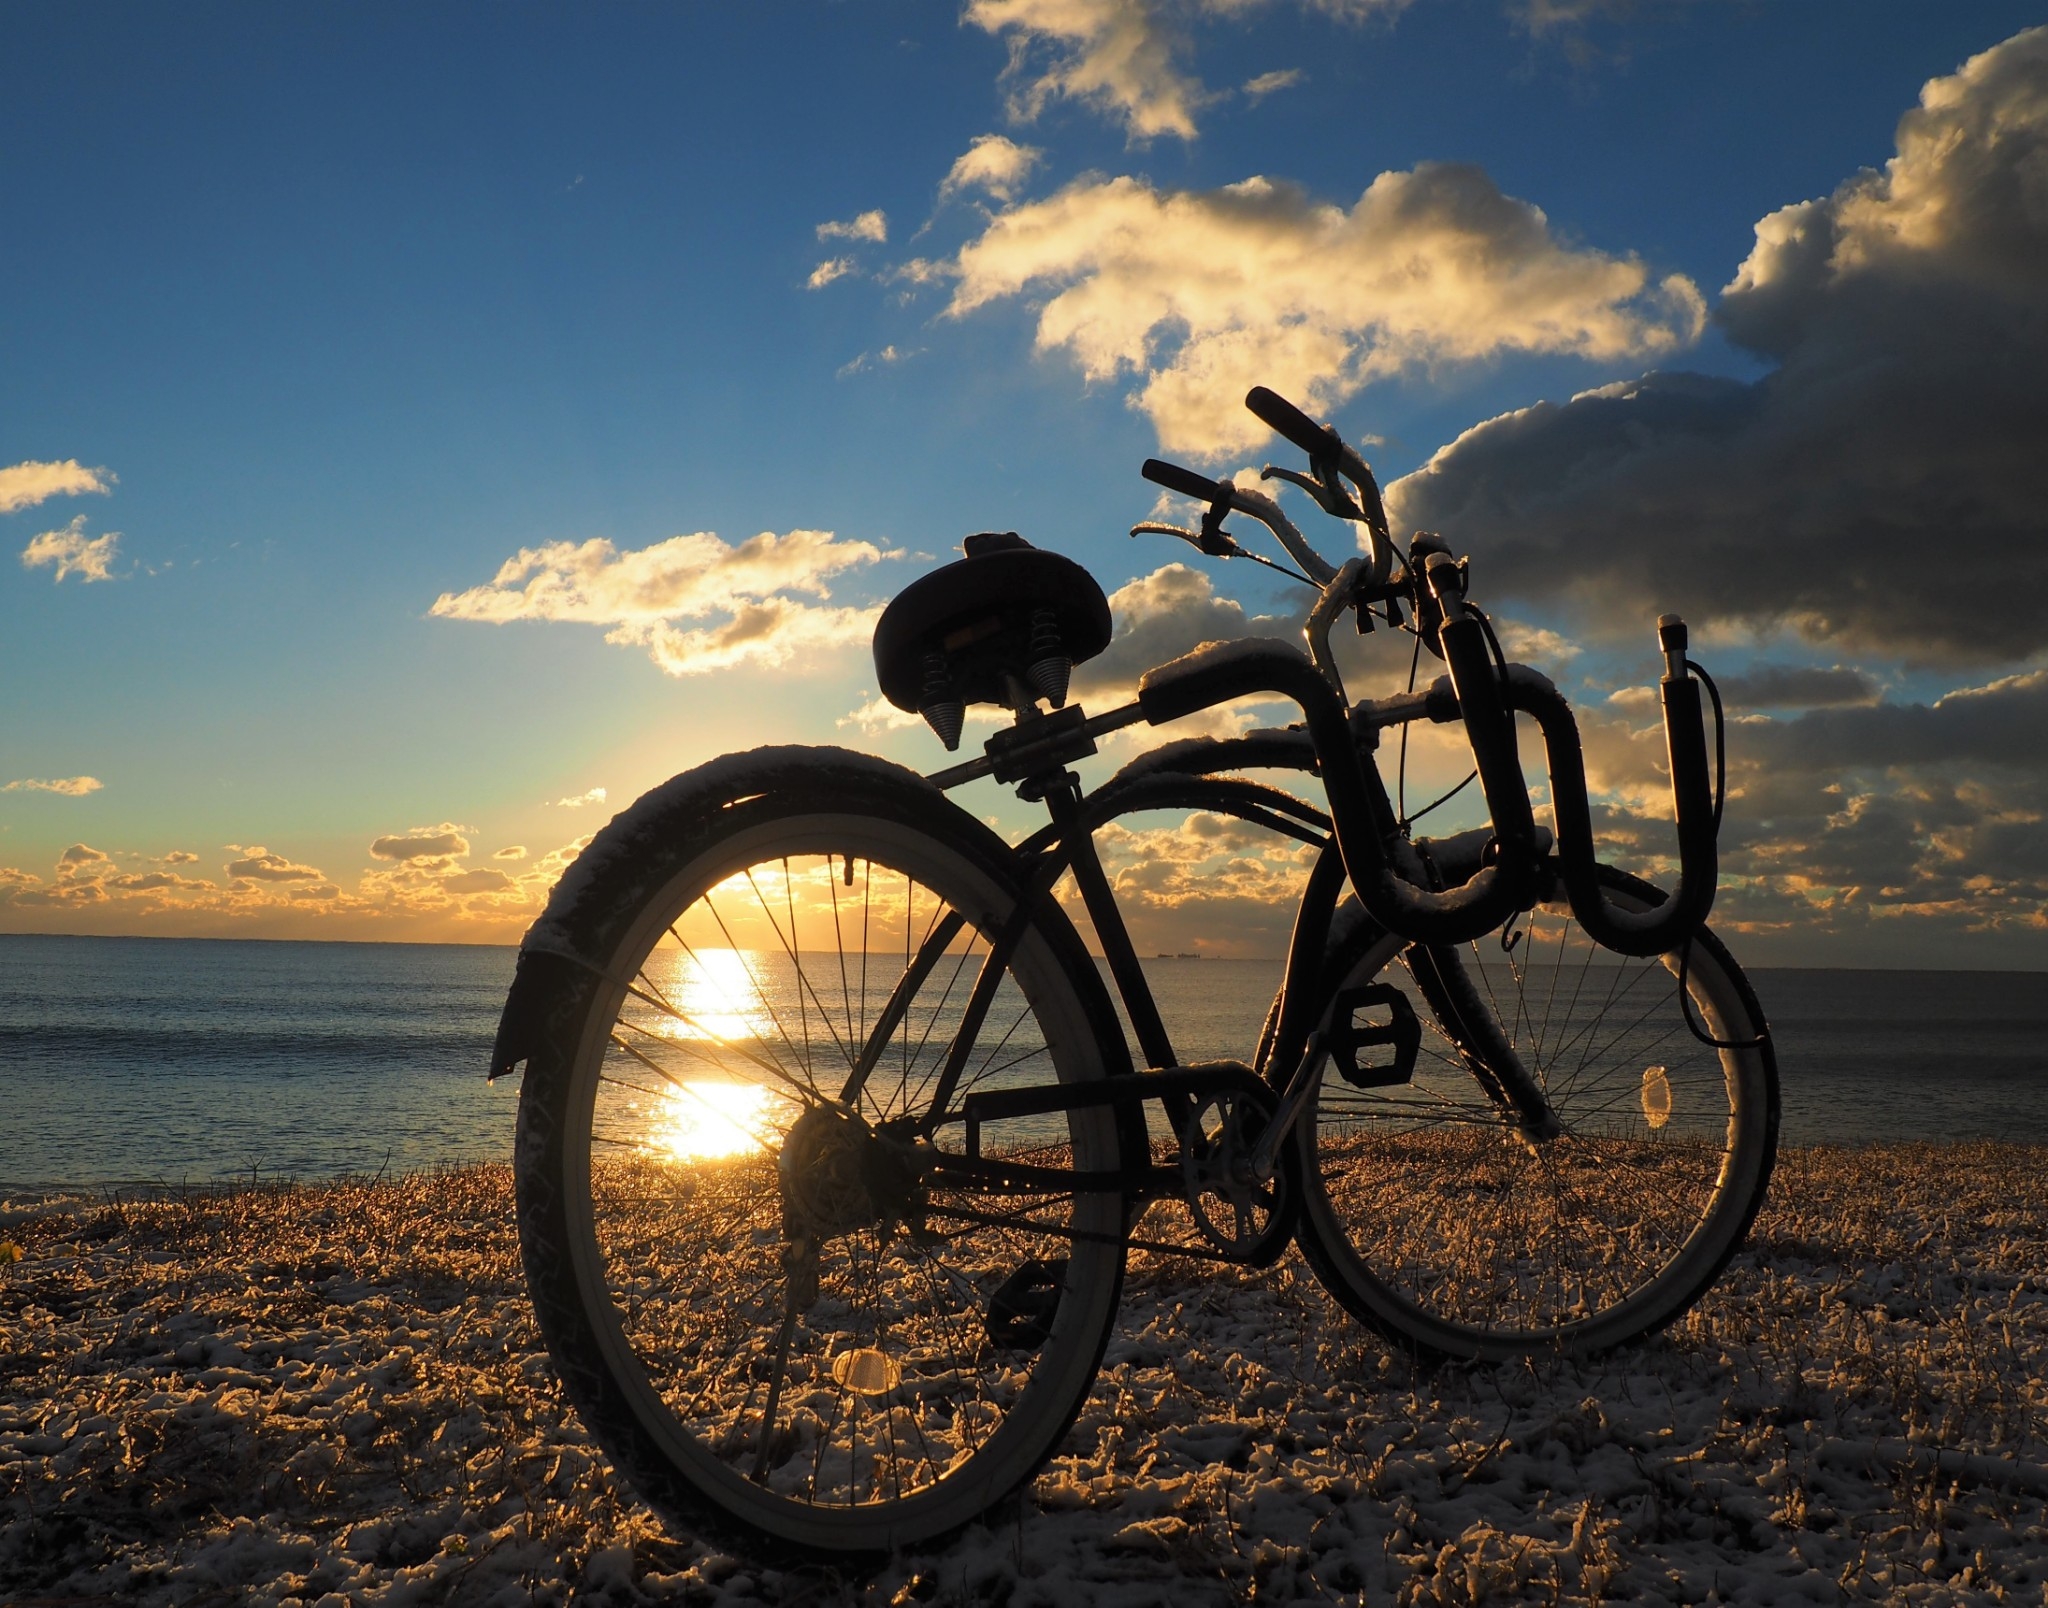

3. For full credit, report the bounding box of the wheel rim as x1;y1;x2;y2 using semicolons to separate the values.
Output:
551;815;1122;1537
1302;889;1769;1351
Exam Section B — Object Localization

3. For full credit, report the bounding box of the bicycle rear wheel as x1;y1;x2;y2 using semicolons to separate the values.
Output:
1282;865;1778;1361
511;752;1128;1554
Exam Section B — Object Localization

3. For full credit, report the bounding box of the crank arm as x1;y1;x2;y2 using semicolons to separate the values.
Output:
1249;1031;1330;1182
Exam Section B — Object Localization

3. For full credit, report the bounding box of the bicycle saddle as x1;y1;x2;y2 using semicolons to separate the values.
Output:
872;532;1113;750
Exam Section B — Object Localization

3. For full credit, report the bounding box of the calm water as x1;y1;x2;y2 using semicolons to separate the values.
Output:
2;934;2045;1189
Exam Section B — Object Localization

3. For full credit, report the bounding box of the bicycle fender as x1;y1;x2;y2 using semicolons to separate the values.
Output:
488;948;590;1081
523;745;940;963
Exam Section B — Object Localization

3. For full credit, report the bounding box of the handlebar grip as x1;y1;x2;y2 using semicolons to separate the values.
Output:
1141;458;1229;503
1244;386;1337;458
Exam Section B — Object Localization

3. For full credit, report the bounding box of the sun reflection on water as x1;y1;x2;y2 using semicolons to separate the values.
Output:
654;1080;790;1162
662;947;773;1044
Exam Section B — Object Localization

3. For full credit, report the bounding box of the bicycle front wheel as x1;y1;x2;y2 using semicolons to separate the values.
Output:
1286;865;1778;1361
512;752;1128;1554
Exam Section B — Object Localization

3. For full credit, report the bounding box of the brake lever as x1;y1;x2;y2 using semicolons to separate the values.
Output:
1261;463;1363;522
1196;487;1236;553
1130;522;1244;559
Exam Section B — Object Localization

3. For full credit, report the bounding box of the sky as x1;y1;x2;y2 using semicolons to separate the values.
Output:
4;1;2045;966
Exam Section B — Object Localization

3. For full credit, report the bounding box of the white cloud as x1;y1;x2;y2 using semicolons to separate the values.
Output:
105;870;213;894
431;527;891;677
945;166;1703;457
938;134;1046;205
1077;561;1297;695
1387;27;2048;664
837;344;911;378
1242;68;1304;102
807;256;856;290
442;867;516;896
549;788;607;809
0;821;583;937
817;209;888;243
1491;619;1580;663
965;0;1411;141
0;459;114;515
2;776;103;796
22;516;122;582
966;0;1206;141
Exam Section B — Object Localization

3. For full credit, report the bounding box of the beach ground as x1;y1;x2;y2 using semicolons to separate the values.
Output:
3;1144;2045;1606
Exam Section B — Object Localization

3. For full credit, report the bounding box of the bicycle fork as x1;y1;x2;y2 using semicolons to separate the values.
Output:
1406;944;1563;1143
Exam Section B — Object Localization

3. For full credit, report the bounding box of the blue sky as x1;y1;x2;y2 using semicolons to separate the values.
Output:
5;2;2045;963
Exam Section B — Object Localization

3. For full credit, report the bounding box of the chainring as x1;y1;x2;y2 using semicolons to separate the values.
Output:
1178;1084;1296;1264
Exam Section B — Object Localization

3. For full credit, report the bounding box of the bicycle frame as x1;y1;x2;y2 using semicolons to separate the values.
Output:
891;388;1730;1205
490;385;1775;1555
496;382;1728;1263
893;682;1573;1266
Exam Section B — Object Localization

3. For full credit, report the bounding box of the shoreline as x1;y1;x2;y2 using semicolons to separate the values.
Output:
5;1144;2046;1604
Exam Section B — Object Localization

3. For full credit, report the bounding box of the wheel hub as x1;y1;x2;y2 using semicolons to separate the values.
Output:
778;1103;924;1242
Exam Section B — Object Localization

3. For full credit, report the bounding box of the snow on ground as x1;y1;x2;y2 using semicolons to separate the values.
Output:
3;1144;2046;1606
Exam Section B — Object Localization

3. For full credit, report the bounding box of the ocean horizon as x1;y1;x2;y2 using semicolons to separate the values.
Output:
5;931;2047;1191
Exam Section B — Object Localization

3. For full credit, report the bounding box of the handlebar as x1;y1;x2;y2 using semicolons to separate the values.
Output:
1140;457;1227;504
1128;626;1719;951
1244;385;1335;458
1496;653;1718;957
1130;385;1724;958
1141;457;1340;587
1244;388;1395;582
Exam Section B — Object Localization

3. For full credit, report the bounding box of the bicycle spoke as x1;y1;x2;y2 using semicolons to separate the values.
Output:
1301;880;1766;1353
534;803;1127;1532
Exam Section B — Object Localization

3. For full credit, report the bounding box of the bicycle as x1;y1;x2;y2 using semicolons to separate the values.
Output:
488;386;1779;1554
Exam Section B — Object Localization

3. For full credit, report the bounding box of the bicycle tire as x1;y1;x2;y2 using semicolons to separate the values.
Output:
1273;864;1778;1361
511;749;1128;1554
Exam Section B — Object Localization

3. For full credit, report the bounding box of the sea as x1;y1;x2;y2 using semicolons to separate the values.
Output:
3;933;2047;1192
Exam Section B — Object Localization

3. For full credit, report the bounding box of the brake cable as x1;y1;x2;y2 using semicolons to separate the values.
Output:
1395;620;1423;824
1688;657;1727;832
1401;768;1479;829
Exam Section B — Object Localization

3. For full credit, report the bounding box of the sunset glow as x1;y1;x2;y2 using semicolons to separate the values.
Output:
4;10;2043;968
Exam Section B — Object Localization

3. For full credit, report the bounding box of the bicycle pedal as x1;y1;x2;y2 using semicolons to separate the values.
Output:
1330;984;1421;1088
984;1257;1067;1350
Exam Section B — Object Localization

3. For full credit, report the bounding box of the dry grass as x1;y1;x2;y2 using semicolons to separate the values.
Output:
2;1143;2046;1605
